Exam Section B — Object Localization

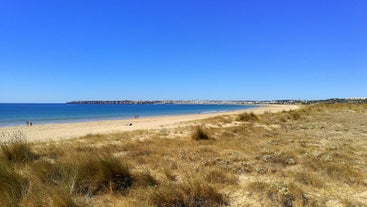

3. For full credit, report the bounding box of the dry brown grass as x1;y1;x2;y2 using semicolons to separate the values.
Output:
135;168;159;187
71;153;133;195
204;168;238;185
0;160;29;207
1;103;367;206
0;131;39;164
149;178;226;207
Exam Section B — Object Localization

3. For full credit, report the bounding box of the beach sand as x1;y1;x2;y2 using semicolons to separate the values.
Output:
0;104;299;142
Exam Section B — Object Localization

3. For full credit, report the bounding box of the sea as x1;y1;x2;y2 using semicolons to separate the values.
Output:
0;103;257;127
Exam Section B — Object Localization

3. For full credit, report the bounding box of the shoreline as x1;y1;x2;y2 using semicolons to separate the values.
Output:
0;104;299;142
0;103;253;127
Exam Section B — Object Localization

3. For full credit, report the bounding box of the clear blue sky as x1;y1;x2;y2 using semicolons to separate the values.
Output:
0;0;366;103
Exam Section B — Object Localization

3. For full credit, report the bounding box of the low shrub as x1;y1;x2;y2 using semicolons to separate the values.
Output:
236;112;258;122
247;181;303;207
191;126;210;140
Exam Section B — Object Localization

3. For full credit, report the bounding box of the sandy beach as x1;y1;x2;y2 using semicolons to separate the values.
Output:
0;104;299;142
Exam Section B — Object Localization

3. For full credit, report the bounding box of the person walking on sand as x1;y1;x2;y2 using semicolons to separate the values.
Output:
30;121;32;126
26;121;29;126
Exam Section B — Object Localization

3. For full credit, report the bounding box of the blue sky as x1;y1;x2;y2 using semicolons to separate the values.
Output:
0;0;366;102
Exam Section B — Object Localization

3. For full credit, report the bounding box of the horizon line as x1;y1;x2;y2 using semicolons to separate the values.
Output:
1;97;367;104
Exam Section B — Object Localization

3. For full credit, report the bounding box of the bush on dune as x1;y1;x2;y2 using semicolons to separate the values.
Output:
236;112;258;122
191;126;210;140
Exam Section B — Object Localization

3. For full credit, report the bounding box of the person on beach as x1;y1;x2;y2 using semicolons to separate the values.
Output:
30;121;32;126
26;121;29;126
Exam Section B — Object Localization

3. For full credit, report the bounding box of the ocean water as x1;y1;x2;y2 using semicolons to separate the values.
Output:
0;103;256;127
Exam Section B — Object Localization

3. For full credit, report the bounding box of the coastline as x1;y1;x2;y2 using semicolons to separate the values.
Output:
0;103;252;127
0;104;299;142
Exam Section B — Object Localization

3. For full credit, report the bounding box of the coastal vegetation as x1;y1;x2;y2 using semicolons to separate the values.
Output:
191;126;210;140
0;103;366;206
0;131;39;164
236;112;258;122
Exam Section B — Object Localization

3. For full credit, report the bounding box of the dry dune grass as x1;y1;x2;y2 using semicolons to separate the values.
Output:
1;103;367;206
